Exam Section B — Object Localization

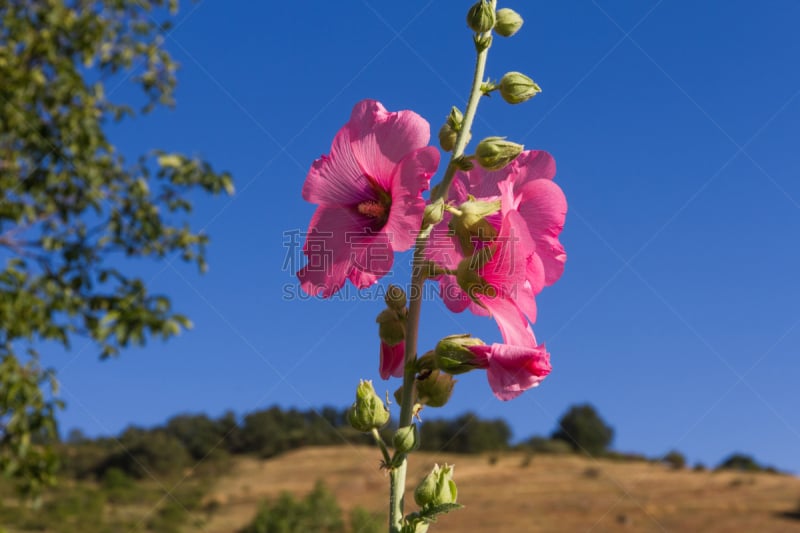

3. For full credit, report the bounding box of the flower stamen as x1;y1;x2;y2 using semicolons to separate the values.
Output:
357;200;389;220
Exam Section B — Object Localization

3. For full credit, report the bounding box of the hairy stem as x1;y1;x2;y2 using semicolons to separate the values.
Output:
387;3;496;531
372;428;392;466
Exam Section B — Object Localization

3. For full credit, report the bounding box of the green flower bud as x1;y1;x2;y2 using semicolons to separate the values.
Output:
414;464;458;508
347;380;390;432
498;72;541;104
494;8;524;37
475;136;524;171
435;334;487;375
455;248;496;301
393;424;419;454
384;285;407;311
438;123;458;152
416;370;455;408
466;0;495;33
473;33;493;52
423;198;445;228
447;197;501;257
459;197;501;237
415;352;437;373
447;106;464;129
438;107;466;152
376;308;405;346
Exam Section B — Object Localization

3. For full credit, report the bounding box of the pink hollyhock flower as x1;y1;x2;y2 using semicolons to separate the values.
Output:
497;151;567;286
379;341;405;380
298;100;440;297
468;335;551;401
458;210;539;345
428;149;566;327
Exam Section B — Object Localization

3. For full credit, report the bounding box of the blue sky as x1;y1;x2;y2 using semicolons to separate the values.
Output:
50;1;800;474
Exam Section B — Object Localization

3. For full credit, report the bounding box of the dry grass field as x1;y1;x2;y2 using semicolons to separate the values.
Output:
202;445;800;532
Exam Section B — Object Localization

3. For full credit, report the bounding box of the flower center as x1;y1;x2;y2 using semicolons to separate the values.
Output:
357;200;388;220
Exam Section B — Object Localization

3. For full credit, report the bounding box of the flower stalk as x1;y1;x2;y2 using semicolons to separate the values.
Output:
389;2;497;531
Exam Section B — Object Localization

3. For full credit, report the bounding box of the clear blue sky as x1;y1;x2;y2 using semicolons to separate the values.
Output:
50;1;800;474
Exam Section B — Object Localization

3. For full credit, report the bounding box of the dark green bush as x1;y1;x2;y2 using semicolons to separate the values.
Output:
240;481;345;533
551;404;614;456
419;413;511;453
662;450;686;470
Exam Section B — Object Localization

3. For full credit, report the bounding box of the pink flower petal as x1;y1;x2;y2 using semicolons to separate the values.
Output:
510;150;556;185
302;125;373;207
348;100;431;192
297;206;392;296
383;146;439;252
478;293;536;346
440;274;471;313
480;211;532;297
380;341;405;379
485;341;551;401
516;179;567;285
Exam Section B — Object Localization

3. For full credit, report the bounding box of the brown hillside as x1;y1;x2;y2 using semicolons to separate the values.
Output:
203;445;800;532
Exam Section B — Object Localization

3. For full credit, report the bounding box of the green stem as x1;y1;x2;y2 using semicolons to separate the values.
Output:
431;21;494;202
372;428;392;466
388;4;495;532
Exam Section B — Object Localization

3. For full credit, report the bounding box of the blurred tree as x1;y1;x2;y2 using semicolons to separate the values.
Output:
717;453;765;472
419;412;511;453
99;427;191;479
662;449;686;470
551;404;614;456
0;0;232;494
165;413;226;461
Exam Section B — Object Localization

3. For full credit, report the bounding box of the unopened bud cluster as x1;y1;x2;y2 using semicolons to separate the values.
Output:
467;2;524;38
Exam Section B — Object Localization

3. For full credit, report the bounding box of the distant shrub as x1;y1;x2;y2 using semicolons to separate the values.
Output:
716;453;768;473
662;450;686;470
603;451;648;462
582;467;602;479
419;413;511;454
147;499;189;533
98;428;191;479
240;481;345;533
165;413;231;461
349;506;383;533
551;404;614;456
59;439;117;480
519;437;573;455
693;462;707;472
102;467;134;494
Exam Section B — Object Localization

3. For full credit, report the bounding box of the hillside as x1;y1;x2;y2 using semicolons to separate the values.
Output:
202;446;800;532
